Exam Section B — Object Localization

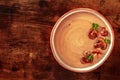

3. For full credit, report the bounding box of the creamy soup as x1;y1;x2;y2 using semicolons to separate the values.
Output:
54;12;110;68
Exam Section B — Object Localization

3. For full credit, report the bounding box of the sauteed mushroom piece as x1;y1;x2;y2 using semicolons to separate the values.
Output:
92;49;101;54
94;37;107;50
80;51;94;64
88;29;98;39
88;23;99;39
100;27;108;36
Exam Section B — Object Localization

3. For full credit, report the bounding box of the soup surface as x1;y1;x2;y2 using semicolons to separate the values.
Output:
54;12;110;68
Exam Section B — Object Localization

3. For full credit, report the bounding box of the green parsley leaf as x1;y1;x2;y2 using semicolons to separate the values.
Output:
92;23;99;30
104;38;111;44
88;54;93;61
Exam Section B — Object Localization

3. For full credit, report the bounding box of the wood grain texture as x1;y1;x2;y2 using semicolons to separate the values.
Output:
0;0;120;80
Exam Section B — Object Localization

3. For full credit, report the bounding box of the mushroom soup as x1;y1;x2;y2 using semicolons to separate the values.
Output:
54;12;111;68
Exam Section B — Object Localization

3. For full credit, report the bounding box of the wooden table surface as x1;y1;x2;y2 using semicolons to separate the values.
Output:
0;0;120;80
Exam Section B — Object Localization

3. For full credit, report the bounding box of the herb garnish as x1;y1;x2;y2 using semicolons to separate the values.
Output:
104;38;111;44
88;54;93;61
92;23;99;30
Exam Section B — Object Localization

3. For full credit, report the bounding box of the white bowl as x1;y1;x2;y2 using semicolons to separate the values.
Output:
50;8;114;72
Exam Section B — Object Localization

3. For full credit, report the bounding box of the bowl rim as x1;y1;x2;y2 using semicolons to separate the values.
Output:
50;8;114;72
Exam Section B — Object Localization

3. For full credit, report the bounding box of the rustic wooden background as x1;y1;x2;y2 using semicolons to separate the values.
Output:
0;0;120;80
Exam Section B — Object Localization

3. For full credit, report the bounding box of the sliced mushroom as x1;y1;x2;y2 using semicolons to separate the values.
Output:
92;49;101;54
80;51;93;64
88;28;98;39
94;37;107;50
100;27;108;36
80;57;88;64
